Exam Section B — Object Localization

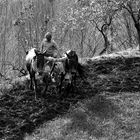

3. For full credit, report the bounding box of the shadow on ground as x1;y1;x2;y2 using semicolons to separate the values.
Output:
1;56;140;140
57;94;121;139
0;74;95;140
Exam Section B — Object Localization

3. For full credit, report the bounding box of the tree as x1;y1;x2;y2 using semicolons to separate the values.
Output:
122;11;133;48
113;0;140;49
1;0;8;75
0;0;54;78
89;0;118;55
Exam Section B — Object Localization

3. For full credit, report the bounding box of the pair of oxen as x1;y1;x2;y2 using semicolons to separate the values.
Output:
25;48;84;99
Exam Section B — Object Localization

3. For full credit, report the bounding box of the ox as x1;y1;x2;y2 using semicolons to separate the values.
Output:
25;48;54;99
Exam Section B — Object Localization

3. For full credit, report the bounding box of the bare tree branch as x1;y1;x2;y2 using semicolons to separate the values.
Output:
122;3;137;24
0;61;27;76
90;20;102;32
0;72;10;80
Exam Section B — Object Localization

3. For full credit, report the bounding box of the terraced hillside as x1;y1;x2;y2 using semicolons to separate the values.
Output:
1;49;140;140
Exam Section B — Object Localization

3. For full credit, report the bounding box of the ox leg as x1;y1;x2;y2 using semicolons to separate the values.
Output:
72;73;77;90
58;73;65;94
74;73;77;85
29;73;33;90
32;72;37;100
42;73;49;97
69;73;76;96
66;83;71;93
65;73;76;97
42;84;48;96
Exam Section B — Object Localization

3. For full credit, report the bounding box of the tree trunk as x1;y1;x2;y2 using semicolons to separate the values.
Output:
29;20;33;48
80;29;85;57
123;12;133;48
99;34;110;55
135;23;140;49
108;26;114;53
2;0;8;75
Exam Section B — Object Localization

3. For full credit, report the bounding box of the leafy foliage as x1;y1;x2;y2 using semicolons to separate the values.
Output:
0;0;139;78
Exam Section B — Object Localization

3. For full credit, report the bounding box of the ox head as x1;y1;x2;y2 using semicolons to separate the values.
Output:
65;50;78;74
33;50;45;75
64;50;78;84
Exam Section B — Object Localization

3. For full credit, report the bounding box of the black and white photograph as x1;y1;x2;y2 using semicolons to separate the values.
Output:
0;0;140;139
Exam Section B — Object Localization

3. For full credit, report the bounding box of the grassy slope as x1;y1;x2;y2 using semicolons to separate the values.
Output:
1;49;140;140
25;49;140;140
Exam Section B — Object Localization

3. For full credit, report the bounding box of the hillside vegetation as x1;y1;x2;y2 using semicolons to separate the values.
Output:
1;49;140;140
